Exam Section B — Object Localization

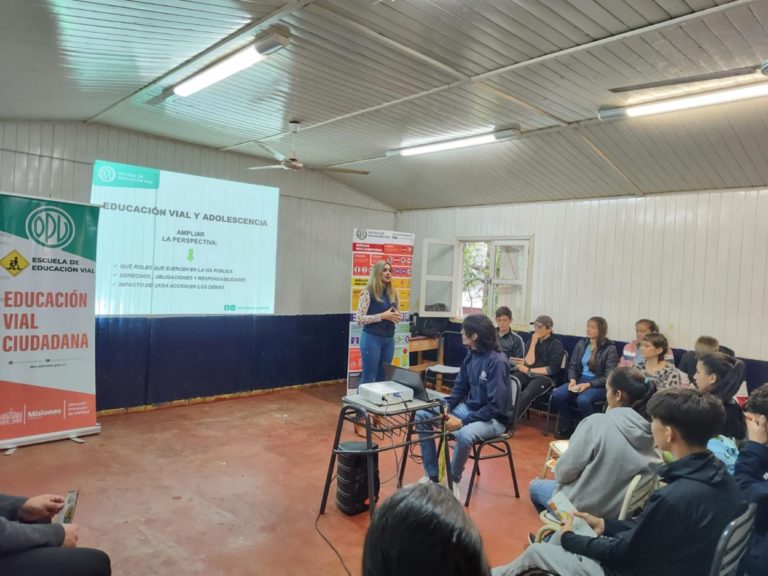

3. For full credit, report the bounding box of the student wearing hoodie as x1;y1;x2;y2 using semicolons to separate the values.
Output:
493;387;747;576
528;367;660;519
734;383;768;575
416;314;515;501
0;492;110;576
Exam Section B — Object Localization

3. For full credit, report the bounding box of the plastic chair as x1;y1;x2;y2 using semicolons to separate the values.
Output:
461;376;521;507
535;472;658;542
618;473;657;520
424;330;463;391
709;503;757;576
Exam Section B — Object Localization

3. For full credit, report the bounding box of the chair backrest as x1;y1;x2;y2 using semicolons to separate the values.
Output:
709;503;757;576
618;473;657;520
719;345;736;357
507;375;522;432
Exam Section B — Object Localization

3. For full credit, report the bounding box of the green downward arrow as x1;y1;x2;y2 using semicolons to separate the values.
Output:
187;249;194;262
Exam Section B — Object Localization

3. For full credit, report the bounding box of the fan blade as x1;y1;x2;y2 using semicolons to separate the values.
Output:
609;66;759;94
247;165;285;171
312;167;370;175
255;142;288;163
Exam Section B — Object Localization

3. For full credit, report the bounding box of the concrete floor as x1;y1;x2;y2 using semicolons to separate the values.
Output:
2;384;551;575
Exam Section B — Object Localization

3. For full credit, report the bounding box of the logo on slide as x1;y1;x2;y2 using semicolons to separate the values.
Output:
25;206;76;249
355;228;368;240
97;165;117;183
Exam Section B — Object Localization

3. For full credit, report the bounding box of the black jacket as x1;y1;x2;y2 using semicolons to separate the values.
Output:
734;441;768;575
447;349;514;428
561;451;747;576
567;338;618;389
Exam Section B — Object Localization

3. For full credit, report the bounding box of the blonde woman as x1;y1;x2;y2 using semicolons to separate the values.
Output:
356;261;402;383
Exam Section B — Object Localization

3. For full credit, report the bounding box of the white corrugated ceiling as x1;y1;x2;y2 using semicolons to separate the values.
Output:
1;0;767;209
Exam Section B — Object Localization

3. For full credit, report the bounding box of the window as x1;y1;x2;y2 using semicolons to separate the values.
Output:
420;237;532;328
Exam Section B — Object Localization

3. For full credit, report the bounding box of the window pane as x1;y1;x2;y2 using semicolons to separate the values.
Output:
494;244;527;281
492;284;526;324
427;243;454;276
425;280;453;313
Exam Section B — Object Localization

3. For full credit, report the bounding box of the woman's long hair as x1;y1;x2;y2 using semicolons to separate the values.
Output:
698;352;747;440
366;260;397;305
588;316;609;373
607;367;656;420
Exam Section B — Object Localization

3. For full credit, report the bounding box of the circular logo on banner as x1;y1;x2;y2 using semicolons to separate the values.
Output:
25;206;76;249
355;228;368;240
98;165;117;183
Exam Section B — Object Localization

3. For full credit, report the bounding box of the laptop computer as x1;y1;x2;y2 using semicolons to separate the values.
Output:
383;363;441;402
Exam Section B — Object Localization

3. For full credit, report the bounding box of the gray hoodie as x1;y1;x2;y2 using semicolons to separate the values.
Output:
554;407;661;519
0;493;64;556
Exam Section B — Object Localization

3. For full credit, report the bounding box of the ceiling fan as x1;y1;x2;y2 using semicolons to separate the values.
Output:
248;121;369;175
608;60;768;94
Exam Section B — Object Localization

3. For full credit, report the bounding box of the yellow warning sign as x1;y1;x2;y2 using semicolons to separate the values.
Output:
1;250;29;277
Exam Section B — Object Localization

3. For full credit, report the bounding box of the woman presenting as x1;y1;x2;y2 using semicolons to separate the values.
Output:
356;261;402;383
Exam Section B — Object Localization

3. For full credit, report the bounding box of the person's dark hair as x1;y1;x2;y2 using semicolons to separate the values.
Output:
607;367;657;420
587;316;608;372
647;388;725;446
462;314;500;354
362;483;491;576
698;353;740;399
495;306;512;320
698;352;747;440
641;332;669;362
744;384;768;417
636;318;659;333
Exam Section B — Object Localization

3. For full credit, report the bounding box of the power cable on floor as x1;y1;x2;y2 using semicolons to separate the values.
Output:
314;508;353;576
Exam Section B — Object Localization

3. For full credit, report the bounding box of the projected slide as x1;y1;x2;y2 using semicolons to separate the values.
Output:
91;160;279;315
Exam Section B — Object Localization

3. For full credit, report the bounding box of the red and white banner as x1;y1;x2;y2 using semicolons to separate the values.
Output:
0;193;100;449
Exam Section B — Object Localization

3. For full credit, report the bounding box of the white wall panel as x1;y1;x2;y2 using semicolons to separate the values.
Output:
397;189;768;360
0;122;395;315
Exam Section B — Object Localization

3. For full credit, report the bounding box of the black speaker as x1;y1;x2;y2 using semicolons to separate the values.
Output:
335;441;380;516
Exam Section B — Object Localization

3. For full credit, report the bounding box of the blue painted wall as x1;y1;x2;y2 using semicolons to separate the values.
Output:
95;318;768;411
95;315;349;410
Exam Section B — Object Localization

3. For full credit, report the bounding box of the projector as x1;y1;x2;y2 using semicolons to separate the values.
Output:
358;382;414;405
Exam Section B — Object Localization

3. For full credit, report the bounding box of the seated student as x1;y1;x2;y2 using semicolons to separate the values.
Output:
416;314;514;500
493;388;747;576
695;352;747;441
512;314;565;419
551;317;618;439
619;319;675;368
637;333;681;390
734;384;768;576
528;368;660;519
495;306;524;361
678;335;719;384
0;492;110;576
362;482;490;576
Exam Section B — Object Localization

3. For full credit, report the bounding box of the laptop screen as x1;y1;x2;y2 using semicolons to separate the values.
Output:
383;363;429;401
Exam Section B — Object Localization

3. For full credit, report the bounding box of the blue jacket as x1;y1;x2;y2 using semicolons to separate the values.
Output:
447;349;514;427
733;441;768;575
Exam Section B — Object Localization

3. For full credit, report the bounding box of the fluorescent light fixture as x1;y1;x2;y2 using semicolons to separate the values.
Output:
386;128;518;157
598;81;768;120
172;29;289;97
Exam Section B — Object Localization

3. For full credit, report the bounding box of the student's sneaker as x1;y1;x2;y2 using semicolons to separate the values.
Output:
416;476;433;485
527;533;536;545
451;482;462;502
